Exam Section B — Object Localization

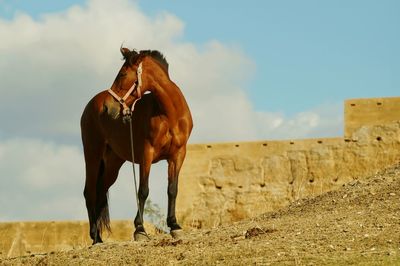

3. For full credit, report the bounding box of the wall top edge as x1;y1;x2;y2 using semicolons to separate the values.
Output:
345;96;400;104
187;137;344;150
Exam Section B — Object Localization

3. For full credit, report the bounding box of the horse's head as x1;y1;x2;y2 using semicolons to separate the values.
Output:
113;47;170;102
115;47;142;98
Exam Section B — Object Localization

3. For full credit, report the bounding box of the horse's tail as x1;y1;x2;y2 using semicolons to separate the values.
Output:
96;160;111;235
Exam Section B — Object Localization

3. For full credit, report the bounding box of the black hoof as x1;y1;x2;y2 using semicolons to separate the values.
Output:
92;238;103;245
169;222;182;231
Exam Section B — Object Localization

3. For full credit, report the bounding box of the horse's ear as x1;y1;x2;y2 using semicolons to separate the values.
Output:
120;47;131;59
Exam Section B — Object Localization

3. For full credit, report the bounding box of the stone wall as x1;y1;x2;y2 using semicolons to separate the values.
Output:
344;96;400;139
176;96;400;228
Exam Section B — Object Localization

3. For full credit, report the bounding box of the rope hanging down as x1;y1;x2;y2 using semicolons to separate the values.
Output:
126;114;149;240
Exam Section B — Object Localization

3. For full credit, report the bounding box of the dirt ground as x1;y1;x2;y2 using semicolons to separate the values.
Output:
2;163;400;265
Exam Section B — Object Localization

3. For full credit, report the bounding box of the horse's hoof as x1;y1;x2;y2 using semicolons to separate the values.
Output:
170;229;183;239
134;231;150;242
92;238;103;245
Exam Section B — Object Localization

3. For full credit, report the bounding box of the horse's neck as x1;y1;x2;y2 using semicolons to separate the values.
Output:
152;82;188;122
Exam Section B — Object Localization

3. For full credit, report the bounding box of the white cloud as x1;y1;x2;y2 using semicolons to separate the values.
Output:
0;138;169;221
0;0;343;221
0;138;85;220
0;138;83;189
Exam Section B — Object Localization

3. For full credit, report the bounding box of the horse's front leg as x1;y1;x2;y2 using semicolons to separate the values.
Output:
167;149;186;238
133;153;152;241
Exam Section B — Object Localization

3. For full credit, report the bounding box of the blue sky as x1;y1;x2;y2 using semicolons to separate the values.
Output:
1;0;398;115
142;1;400;114
0;0;399;221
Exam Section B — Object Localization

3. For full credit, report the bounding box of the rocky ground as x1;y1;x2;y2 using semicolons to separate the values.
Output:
2;163;400;265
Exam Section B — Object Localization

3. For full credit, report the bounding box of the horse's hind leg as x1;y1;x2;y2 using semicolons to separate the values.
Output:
94;147;125;241
84;145;124;245
83;150;105;244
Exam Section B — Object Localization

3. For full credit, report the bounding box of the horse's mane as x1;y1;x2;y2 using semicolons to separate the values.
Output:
139;50;169;72
122;49;169;74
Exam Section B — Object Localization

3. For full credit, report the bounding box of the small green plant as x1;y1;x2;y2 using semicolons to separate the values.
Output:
144;198;168;233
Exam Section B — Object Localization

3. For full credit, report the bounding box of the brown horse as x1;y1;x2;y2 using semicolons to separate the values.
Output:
80;47;193;244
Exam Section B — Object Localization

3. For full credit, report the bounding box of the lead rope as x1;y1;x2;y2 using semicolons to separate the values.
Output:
127;115;149;240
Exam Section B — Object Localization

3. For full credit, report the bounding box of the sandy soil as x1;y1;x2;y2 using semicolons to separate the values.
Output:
2;163;400;265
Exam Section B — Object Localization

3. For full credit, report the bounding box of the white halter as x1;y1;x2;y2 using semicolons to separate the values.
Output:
108;62;143;117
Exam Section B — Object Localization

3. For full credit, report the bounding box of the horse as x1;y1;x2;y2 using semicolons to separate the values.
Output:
80;47;193;244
